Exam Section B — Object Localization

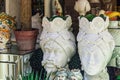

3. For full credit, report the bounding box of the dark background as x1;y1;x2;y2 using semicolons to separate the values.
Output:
117;0;120;6
0;0;5;13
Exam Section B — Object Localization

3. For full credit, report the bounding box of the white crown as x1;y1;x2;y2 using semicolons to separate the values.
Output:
79;16;109;33
42;15;72;33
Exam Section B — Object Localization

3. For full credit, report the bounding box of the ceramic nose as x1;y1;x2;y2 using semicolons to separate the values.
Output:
47;51;55;60
89;53;95;65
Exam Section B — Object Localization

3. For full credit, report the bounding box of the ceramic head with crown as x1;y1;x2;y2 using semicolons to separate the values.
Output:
0;12;16;52
40;12;76;80
77;13;115;80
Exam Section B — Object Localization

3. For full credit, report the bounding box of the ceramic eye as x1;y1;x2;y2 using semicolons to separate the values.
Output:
0;37;2;40
2;25;6;29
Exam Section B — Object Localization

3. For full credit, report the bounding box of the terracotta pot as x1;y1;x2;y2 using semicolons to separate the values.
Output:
14;28;38;51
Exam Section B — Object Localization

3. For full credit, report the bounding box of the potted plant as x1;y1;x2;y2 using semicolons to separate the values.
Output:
14;0;38;51
5;70;50;80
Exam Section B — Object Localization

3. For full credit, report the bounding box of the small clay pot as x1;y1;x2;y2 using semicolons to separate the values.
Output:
14;28;38;51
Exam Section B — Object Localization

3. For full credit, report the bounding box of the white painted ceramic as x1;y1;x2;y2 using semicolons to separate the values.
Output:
32;13;42;48
108;29;120;45
84;68;109;80
118;21;120;26
40;15;76;80
77;16;115;79
109;21;118;28
74;0;91;16
89;0;100;3
54;68;68;80
68;69;83;80
54;68;83;80
108;46;120;68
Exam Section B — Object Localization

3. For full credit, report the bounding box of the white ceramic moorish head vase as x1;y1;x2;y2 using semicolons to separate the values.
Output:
40;15;76;78
0;13;16;52
77;14;115;79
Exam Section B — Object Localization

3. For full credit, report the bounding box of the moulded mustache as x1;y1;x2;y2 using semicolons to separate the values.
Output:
42;60;61;68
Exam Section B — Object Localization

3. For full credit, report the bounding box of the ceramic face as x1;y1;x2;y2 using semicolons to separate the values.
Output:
79;45;106;75
55;75;67;80
42;41;68;73
78;33;113;75
55;73;67;80
78;33;114;76
84;68;109;80
0;24;10;50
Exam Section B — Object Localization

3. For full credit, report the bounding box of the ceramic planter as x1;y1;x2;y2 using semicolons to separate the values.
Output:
77;14;115;80
109;21;119;28
0;12;16;52
40;15;76;80
14;29;38;51
108;46;120;68
108;28;120;46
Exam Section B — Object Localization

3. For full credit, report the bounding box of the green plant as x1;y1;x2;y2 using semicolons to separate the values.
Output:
21;69;50;80
117;75;120;80
5;69;50;80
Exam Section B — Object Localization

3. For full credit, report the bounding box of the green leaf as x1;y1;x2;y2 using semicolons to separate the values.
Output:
47;15;68;21
39;69;43;80
28;73;31;80
22;76;25;80
7;19;12;25
80;15;84;19
85;14;96;21
22;76;27;80
117;75;120;80
30;72;34;80
10;77;13;80
35;72;39;80
99;14;106;21
43;72;47;80
47;73;51;80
